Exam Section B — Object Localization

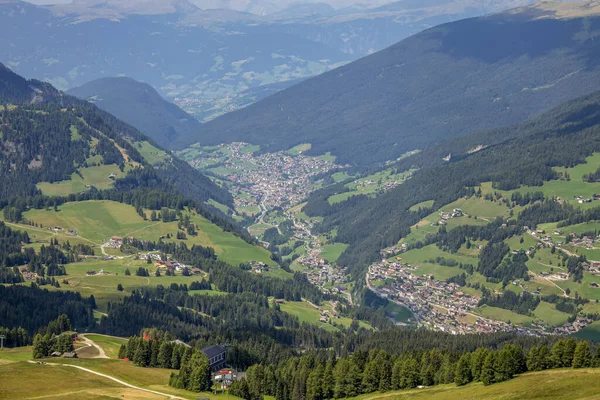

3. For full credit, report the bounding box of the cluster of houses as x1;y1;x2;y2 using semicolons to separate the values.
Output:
574;194;600;204
105;236;126;249
248;261;268;274
154;259;199;275
187;142;343;214
551;317;592;335
366;250;600;336
318;305;340;323
432;208;463;226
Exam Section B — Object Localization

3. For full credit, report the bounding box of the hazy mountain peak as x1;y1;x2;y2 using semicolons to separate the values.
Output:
508;0;600;20
50;0;199;19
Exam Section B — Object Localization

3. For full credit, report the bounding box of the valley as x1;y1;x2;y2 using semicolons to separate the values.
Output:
8;2;600;400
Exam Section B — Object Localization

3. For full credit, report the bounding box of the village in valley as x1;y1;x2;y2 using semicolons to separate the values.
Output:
180;142;344;214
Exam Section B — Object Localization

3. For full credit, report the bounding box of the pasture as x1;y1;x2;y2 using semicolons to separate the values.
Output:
355;368;600;400
37;164;122;196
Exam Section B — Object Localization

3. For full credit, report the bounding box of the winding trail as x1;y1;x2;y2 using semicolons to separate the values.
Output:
27;361;185;399
77;334;109;359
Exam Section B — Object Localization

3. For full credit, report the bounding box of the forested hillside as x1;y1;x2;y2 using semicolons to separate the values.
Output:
186;2;600;165
0;63;245;238
68;77;201;149
304;89;600;285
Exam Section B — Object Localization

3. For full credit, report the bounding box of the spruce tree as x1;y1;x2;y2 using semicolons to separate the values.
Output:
454;353;473;386
572;341;592;368
362;361;379;393
400;358;419;389
480;352;497;386
471;348;488;381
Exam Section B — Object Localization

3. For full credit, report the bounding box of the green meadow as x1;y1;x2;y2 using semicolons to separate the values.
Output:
354;368;600;400
320;243;349;263
37;164;122;196
22;200;274;267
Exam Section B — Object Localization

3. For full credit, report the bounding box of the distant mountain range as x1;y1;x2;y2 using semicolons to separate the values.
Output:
182;1;600;165
68;77;201;149
1;0;536;121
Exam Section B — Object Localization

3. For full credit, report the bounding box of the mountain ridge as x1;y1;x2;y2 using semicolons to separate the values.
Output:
68;77;201;149
181;2;600;165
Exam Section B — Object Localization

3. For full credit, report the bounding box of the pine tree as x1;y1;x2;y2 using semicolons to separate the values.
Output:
306;364;324;400
32;333;49;359
118;343;128;359
158;341;173;368
133;340;150;367
378;356;392;392
362;360;379;393
400;358;419;389
572;341;592;368
495;348;514;382
454;353;473;386
471;348;488;381
322;361;334;399
593;347;600;368
149;340;159;367
391;358;403;390
480;352;497;386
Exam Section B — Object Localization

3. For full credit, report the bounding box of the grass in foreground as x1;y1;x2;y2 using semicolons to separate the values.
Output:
0;361;164;400
354;368;600;400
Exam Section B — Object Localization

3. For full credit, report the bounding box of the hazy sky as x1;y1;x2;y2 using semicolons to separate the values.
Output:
25;0;72;4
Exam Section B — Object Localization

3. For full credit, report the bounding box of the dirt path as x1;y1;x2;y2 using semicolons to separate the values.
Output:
27;361;185;399
77;334;109;359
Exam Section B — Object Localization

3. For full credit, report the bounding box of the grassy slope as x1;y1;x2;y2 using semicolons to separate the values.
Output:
37;164;123;196
354;369;600;400
278;300;373;333
22;200;273;266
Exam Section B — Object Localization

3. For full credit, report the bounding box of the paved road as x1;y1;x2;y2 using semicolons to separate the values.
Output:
27;360;185;399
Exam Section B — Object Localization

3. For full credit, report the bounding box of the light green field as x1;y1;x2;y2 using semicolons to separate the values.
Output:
384;302;414;323
286;143;312;156
0;361;167;400
0;346;32;364
332;172;353;182
474;305;534;327
37;164;122;196
397;245;477;280
0;357;234;400
278;301;372;333
320;243;348;263
241;144;260;154
400;196;508;247
328;168;415;205
409;200;435;212
354;368;600;400
533;301;571;327
23;201;274;267
134;141;168;165
553;270;600;301
84;334;128;359
485;153;600;212
278;301;340;332
48;258;228;313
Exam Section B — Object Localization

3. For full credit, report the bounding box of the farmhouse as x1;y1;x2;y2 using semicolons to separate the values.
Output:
202;345;227;371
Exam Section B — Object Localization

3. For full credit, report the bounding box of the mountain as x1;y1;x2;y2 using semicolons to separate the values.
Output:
0;62;251;240
0;0;535;121
68;77;201;149
303;85;600;282
183;1;600;165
